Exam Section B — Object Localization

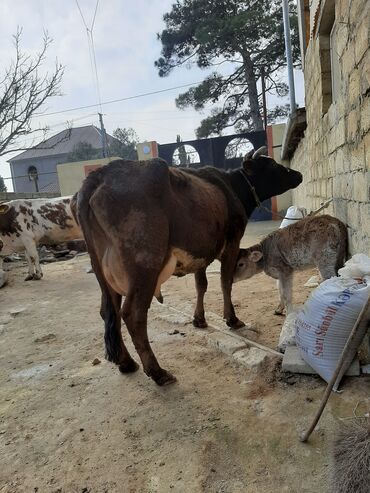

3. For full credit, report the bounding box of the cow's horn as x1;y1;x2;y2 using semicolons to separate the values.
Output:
0;204;9;214
252;146;268;159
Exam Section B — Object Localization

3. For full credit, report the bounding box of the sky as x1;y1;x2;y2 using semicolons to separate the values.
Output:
0;0;304;191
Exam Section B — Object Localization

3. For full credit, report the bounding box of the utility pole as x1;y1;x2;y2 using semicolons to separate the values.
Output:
282;0;296;113
261;67;268;130
98;112;108;158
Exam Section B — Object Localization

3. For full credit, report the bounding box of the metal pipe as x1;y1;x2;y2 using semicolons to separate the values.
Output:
282;0;296;112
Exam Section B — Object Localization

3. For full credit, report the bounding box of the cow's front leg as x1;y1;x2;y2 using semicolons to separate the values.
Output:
193;268;208;328
24;241;43;281
221;244;245;329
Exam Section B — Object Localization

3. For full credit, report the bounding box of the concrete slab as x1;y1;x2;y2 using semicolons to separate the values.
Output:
233;347;269;371
282;346;360;376
207;332;246;355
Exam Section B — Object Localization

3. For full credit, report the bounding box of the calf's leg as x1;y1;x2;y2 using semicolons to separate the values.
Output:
193;268;208;328
122;267;176;386
276;273;293;315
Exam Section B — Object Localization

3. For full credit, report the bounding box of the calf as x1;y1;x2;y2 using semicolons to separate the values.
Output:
0;197;82;280
233;215;348;315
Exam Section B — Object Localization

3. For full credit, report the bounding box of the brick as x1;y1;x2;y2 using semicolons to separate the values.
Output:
359;202;370;235
282;346;360;376
207;332;246;356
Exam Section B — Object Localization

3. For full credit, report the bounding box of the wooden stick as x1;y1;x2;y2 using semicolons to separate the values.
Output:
299;294;370;443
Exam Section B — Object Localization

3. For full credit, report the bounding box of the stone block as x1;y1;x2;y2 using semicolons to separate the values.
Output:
350;141;366;171
341;173;354;200
282;346;360;376
360;96;370;136
207;332;246;356
348;68;360;107
347;200;360;228
359;202;370;234
360;50;370;96
364;132;370;169
355;15;369;65
346;110;359;143
341;44;356;78
232;347;269;371
353;171;368;202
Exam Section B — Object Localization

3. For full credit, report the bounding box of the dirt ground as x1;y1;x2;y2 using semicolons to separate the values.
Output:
1;221;369;493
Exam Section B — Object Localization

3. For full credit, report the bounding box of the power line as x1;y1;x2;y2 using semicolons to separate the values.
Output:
35;81;203;117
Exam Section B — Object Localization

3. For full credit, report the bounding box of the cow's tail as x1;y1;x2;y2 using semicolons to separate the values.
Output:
70;193;79;226
76;170;124;364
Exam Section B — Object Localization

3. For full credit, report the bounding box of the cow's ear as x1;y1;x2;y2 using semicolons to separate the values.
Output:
0;204;9;214
249;250;263;262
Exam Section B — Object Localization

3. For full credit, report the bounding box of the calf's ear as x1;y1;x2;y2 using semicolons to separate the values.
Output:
0;204;9;214
248;250;263;262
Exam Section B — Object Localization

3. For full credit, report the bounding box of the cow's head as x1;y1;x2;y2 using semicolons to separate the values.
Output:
233;247;264;283
241;147;302;203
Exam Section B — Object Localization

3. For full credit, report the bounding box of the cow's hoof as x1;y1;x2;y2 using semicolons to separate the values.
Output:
154;370;177;386
274;309;284;316
193;317;208;329
33;273;43;280
226;318;245;330
24;274;34;281
118;359;139;374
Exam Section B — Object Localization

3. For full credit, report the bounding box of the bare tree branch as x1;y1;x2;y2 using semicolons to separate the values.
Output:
0;28;65;157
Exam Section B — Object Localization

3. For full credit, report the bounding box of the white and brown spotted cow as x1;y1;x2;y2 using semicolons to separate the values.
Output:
0;197;82;280
233;215;348;315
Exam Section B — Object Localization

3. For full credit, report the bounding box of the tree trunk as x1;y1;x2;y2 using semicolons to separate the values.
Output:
242;52;264;131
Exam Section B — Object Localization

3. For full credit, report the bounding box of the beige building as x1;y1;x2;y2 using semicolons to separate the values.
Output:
57;157;120;196
283;0;370;254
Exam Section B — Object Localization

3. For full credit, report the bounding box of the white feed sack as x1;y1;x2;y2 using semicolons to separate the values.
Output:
279;205;307;229
295;254;370;389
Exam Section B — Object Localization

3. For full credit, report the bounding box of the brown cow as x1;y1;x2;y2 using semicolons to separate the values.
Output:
233;215;348;315
75;149;302;385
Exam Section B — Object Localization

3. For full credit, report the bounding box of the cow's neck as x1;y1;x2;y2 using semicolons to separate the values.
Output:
228;170;261;218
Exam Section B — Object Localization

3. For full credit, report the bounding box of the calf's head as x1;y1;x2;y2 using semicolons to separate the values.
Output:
241;147;302;203
233;248;264;283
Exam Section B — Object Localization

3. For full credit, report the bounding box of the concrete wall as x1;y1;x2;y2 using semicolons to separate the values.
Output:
290;0;370;254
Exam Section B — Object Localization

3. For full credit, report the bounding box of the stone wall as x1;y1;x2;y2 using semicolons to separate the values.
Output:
0;192;60;201
290;0;370;255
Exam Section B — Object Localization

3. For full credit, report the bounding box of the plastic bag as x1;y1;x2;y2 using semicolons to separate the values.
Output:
295;274;370;389
279;206;306;229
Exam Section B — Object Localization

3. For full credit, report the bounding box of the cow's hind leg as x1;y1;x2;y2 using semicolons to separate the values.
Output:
193;268;208;328
122;267;176;386
100;290;139;373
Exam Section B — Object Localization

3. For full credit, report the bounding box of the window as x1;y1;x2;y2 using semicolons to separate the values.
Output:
318;0;336;114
